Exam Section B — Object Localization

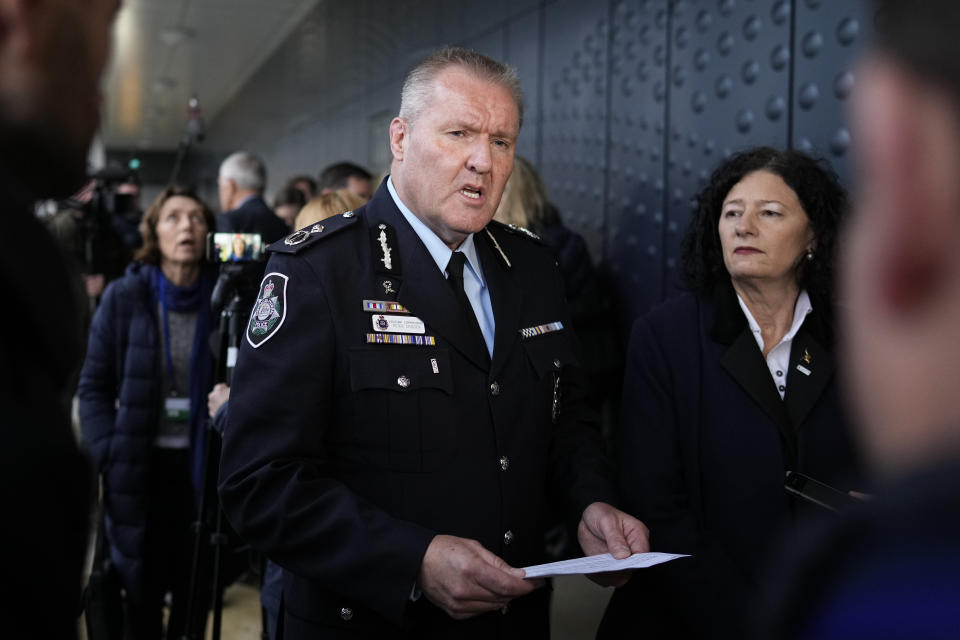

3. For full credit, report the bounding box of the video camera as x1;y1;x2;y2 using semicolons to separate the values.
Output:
207;232;267;382
55;166;142;279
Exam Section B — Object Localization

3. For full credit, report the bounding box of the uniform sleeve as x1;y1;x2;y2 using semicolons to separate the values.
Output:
614;314;748;636
217;252;434;626
77;281;121;472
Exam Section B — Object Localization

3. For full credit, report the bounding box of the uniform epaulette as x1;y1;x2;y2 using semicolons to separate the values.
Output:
268;210;360;254
486;219;543;243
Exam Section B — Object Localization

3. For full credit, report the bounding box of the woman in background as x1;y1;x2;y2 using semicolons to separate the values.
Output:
273;185;307;230
294;188;367;230
79;185;218;639
598;147;863;638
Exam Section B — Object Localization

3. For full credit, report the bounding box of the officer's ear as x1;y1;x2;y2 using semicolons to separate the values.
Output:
389;117;407;162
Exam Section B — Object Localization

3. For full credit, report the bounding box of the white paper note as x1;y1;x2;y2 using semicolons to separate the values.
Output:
521;552;689;579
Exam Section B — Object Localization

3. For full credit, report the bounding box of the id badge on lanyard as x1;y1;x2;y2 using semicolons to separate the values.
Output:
164;395;190;423
157;274;190;424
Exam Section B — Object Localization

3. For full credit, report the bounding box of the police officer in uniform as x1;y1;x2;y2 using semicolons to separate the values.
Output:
219;47;649;639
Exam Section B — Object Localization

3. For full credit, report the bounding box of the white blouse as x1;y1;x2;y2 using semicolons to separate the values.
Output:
736;290;812;399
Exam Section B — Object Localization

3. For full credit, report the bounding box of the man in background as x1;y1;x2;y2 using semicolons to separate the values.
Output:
0;0;120;637
217;150;288;243
317;160;374;200
766;1;960;635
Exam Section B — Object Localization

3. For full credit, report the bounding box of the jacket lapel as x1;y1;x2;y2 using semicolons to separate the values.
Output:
369;192;490;371
784;326;835;431
475;227;521;381
711;282;798;467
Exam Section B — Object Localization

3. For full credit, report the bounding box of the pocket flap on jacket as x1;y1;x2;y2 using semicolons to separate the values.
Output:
348;347;453;394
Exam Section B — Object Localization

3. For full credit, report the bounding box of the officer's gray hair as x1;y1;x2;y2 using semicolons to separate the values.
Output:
219;151;267;192
399;47;524;128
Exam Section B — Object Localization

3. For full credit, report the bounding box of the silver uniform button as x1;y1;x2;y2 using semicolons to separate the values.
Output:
490;381;501;396
503;530;514;545
340;607;353;621
343;210;355;218
499;456;510;471
397;375;411;388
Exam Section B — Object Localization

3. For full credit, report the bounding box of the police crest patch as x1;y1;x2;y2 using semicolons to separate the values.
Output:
247;272;288;348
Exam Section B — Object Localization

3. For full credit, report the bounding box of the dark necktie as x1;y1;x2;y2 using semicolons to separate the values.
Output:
446;251;490;363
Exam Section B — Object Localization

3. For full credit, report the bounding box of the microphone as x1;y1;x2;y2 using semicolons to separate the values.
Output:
185;95;205;144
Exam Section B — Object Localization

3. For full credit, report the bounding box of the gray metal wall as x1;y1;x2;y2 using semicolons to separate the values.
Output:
205;0;871;328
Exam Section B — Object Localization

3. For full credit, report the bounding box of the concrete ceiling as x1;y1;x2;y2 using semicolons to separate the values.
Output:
101;0;319;151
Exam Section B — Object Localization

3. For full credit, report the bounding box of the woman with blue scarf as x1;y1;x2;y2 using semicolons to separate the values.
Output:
79;185;217;639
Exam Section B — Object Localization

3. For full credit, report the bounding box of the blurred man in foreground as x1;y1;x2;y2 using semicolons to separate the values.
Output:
0;0;120;637
767;1;960;636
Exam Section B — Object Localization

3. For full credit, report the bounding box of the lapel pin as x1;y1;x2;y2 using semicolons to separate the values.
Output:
802;348;812;365
382;279;395;294
430;358;439;374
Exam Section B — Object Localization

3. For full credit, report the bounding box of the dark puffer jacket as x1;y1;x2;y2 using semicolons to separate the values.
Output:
78;262;176;602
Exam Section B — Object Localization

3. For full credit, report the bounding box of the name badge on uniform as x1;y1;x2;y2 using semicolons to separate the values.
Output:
372;314;426;334
164;397;190;423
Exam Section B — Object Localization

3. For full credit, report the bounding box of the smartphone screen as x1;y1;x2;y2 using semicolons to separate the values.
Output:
784;471;859;513
207;232;264;263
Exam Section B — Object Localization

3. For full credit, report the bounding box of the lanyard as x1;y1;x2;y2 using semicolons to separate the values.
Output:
154;270;177;394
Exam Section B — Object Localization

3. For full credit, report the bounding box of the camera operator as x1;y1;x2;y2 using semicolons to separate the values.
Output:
47;168;141;305
78;185;218;639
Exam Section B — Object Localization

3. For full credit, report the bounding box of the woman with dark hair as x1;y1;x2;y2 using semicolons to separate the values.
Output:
273;184;308;230
78;185;218;639
598;147;864;638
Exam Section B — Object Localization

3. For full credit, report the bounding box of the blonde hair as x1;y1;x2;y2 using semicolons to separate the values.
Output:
494;156;547;230
294;189;368;229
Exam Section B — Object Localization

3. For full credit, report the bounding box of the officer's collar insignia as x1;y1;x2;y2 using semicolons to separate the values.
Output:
247;272;289;349
377;223;393;271
520;321;564;340
284;230;309;245
310;224;324;234
371;222;400;275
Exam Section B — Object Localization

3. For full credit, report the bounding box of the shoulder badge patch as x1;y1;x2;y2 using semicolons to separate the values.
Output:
247;272;288;348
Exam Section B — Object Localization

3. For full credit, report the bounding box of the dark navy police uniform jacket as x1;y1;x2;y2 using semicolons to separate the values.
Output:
217;194;289;244
219;181;615;639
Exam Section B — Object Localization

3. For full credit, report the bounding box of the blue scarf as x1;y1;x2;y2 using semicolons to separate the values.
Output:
150;264;215;492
